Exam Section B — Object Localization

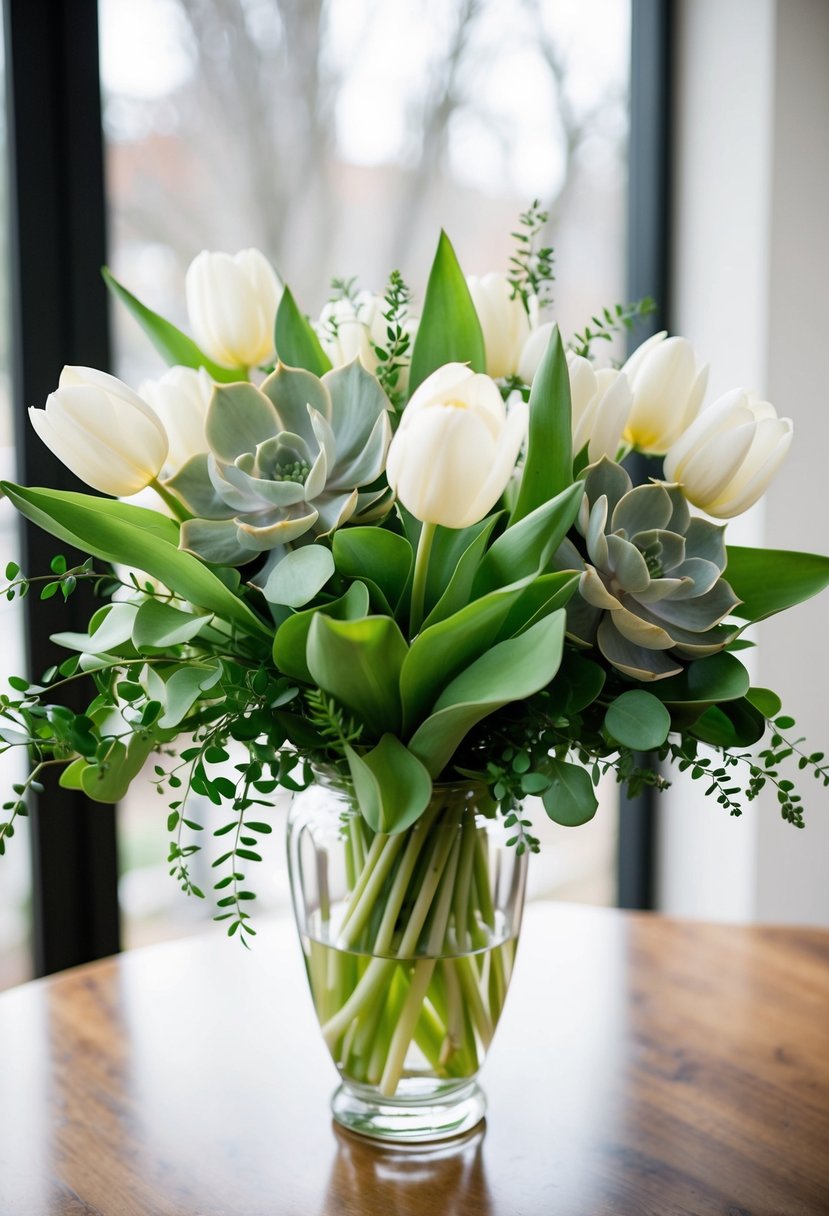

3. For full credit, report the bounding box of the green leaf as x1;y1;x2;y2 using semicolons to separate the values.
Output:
510;325;573;523
726;545;829;622
401;582;532;732
474;482;583;596
409;611;566;777
52;602;139;655
156;662;223;729
422;515;501;628
746;686;782;719
272;581;369;683
333;528;412;614
102;267;240;382
690;699;767;749
132;600;211;650
262;545;335;608
604;690;671;750
345;735;432;834
0;483;270;639
58;757;88;790
653;651;750;707
408;231;485;394
542;760;598;826
496;571;579;640
81;731;157;803
274;285;332;376
307;614;408;737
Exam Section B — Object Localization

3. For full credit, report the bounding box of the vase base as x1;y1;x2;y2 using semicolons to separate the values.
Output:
331;1079;486;1144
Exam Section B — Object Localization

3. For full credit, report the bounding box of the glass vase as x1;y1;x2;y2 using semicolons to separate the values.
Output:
287;773;527;1144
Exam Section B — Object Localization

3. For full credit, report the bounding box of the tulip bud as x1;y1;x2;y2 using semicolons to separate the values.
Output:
567;353;632;463
29;367;168;497
386;363;528;529
467;273;533;380
318;291;418;389
139;366;213;474
517;321;555;385
664;388;793;518
622;331;708;454
185;248;282;368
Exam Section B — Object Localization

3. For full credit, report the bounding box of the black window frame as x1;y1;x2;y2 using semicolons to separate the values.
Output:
2;0;672;976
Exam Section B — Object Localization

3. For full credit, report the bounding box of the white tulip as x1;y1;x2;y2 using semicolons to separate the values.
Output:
567;353;632;463
622;331;708;454
386;363;528;529
467;273;533;380
29;367;168;497
318;291;418;389
185;248;282;368
664;388;793;518
139;366;213;473
517;321;556;385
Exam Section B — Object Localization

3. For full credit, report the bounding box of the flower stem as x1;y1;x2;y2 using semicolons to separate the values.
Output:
149;477;194;522
409;521;437;636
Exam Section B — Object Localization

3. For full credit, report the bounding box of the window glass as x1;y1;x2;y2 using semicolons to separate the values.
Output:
99;0;630;947
0;26;32;991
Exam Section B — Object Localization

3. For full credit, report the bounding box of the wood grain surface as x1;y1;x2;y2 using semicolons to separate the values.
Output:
0;903;827;1216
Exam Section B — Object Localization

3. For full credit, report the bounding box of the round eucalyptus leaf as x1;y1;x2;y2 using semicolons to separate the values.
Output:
604;689;671;750
541;760;598;827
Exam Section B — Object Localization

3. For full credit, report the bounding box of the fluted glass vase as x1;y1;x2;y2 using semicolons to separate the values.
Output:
287;773;527;1144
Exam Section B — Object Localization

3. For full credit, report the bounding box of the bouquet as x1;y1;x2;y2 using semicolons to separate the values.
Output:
2;207;828;1115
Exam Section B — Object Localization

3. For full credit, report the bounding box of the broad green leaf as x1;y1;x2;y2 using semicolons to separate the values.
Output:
474;482;583;596
1;483;270;639
81;730;157;803
409;611;566;777
604;689;671;750
333;528;412;614
132;600;211;650
58;757;88;790
401;582;531;733
726;546;829;622
275;285;332;376
52;602;139;655
408;231;485;393
542;760;598;826
272;581;370;682
510;325;573;523
496;571;579;640
262;545;335;608
422;515;501;628
158;662;223;729
102;267;240;382
746;686;782;719
345;735;432;834
653;651;750;707
307;614;408;737
690;699;766;749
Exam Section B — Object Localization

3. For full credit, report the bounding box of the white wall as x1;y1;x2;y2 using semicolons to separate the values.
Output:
656;0;829;925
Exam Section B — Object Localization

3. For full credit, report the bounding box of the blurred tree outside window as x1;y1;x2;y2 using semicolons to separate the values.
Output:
98;0;631;950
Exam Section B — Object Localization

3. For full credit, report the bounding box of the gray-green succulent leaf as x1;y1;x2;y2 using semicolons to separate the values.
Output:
170;359;393;567
555;457;741;681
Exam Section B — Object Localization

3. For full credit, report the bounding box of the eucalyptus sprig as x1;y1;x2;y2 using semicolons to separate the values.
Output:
569;296;656;360
507;199;555;314
372;269;414;412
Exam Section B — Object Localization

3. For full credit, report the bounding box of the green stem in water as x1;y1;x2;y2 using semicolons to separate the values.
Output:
409;520;437;636
149;477;193;522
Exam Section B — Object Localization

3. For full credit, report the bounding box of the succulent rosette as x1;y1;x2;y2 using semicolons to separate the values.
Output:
556;457;740;680
167;360;393;583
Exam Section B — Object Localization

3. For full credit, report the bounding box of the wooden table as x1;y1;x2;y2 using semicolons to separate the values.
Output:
1;904;828;1216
